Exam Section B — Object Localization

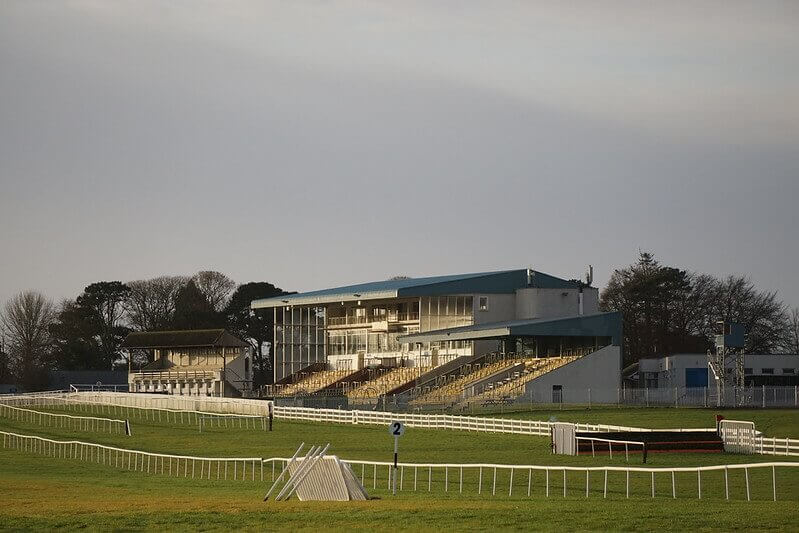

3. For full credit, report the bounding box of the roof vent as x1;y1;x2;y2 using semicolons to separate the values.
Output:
526;268;534;286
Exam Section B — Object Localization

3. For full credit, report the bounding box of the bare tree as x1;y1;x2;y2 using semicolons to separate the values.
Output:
787;307;799;354
125;276;188;331
701;275;788;354
193;271;236;312
1;291;56;389
0;322;12;383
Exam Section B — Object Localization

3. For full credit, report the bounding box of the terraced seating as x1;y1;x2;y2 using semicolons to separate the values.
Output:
411;358;523;404
347;367;430;399
274;370;352;396
466;356;580;404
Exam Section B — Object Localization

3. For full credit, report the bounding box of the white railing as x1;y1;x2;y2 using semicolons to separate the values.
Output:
4;426;793;501
0;402;129;435
1;430;264;482
263;456;799;501
70;384;129;393
757;436;799;456
67;391;272;416
273;405;696;436
2;395;269;431
575;436;648;463
8;391;797;457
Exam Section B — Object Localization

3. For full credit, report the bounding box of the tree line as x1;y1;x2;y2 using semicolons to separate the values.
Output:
600;252;799;366
2;256;798;390
0;271;290;390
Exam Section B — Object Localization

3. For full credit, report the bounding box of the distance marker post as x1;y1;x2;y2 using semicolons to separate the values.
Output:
388;421;405;495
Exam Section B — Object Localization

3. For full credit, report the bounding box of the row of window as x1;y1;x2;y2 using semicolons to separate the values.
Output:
744;368;796;375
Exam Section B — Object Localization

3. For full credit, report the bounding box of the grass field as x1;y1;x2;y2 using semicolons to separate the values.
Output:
1;405;799;531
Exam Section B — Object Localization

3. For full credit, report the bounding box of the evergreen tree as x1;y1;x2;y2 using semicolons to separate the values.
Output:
172;281;225;330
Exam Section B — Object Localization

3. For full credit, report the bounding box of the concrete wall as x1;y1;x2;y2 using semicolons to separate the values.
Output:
473;293;516;324
519;345;622;403
515;288;580;319
472;293;515;357
582;288;599;314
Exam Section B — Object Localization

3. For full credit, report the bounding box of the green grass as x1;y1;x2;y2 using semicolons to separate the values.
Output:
1;405;799;531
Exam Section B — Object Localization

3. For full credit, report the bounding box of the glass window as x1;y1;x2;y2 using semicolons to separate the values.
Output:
479;296;489;311
761;368;774;374
782;368;796;374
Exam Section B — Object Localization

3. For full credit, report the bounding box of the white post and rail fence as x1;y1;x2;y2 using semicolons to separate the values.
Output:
2;392;797;456
1;429;796;502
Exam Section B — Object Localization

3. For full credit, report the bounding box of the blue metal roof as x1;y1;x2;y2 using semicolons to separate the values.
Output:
251;268;581;309
398;312;623;345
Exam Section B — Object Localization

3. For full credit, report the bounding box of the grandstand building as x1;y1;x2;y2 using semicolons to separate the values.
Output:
123;329;252;397
251;269;623;405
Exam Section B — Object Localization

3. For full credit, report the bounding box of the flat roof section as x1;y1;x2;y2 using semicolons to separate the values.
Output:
397;312;622;345
251;268;582;309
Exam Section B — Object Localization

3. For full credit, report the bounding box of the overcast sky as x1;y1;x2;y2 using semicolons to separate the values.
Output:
1;1;798;310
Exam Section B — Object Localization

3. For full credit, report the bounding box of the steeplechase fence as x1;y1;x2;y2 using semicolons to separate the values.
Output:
1;430;264;481
0;402;129;435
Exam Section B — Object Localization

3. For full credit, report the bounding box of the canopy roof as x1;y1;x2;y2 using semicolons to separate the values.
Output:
398;312;622;345
121;329;248;349
251;268;582;309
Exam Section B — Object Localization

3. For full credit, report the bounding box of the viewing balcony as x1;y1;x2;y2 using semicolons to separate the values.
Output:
130;368;221;382
326;312;419;329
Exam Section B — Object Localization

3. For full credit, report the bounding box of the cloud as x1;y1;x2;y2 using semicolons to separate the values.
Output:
0;1;797;307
